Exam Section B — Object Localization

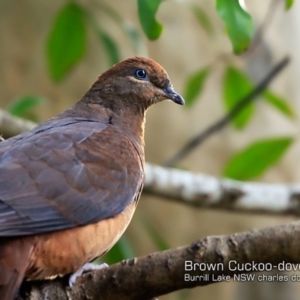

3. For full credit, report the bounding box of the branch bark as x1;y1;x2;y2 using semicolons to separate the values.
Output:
17;220;300;300
144;164;300;216
0;110;36;138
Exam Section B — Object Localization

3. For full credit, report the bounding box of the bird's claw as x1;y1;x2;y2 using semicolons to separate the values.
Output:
69;262;109;287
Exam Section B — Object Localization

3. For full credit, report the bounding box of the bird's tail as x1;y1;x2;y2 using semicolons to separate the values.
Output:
0;237;33;300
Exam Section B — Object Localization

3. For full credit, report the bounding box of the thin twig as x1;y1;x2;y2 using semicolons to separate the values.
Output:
249;0;281;52
164;56;290;167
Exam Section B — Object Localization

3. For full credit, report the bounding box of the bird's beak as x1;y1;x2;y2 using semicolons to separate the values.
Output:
163;86;185;105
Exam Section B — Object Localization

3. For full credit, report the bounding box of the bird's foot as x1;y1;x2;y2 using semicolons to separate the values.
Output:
69;263;109;286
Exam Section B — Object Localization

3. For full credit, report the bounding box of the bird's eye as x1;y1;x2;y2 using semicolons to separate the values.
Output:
135;69;147;80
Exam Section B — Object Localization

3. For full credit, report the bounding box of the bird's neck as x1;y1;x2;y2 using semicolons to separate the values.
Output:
111;108;146;141
112;108;146;159
61;96;146;157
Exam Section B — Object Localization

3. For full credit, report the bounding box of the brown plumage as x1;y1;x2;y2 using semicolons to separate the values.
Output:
0;56;184;299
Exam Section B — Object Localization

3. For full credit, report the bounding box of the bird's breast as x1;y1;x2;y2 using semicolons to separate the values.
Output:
25;200;137;280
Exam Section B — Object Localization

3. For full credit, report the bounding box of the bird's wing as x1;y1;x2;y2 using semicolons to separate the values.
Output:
0;118;144;236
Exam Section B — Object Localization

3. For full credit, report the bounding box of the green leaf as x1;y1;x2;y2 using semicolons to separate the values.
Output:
183;67;210;107
223;66;254;129
83;8;120;65
285;0;294;10
98;235;135;265
138;0;163;40
216;0;254;54
46;2;87;81
263;90;296;118
123;21;145;54
97;3;144;54
143;222;169;251
7;95;43;116
96;30;120;65
192;6;214;35
7;95;44;122
223;137;293;180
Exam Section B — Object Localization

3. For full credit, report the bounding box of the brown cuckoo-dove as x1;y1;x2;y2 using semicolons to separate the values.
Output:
0;56;184;299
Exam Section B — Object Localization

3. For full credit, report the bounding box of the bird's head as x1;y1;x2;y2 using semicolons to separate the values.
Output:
94;57;184;113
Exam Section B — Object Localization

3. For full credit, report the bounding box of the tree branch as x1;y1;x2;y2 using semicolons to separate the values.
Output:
144;164;300;216
0;110;36;138
17;220;300;300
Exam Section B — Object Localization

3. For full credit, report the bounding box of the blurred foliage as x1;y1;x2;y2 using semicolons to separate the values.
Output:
137;0;163;40
223;66;254;129
93;27;120;65
96;221;170;265
222;66;295;128
220;65;295;179
7;95;44;122
192;6;214;35
223;137;293;180
98;235;135;265
285;0;294;10
183;67;211;107
216;0;254;54
46;2;87;81
46;1;144;81
263;90;296;118
143;221;170;251
96;3;143;54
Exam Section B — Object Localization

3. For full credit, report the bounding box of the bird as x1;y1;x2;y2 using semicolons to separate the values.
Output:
0;56;184;299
